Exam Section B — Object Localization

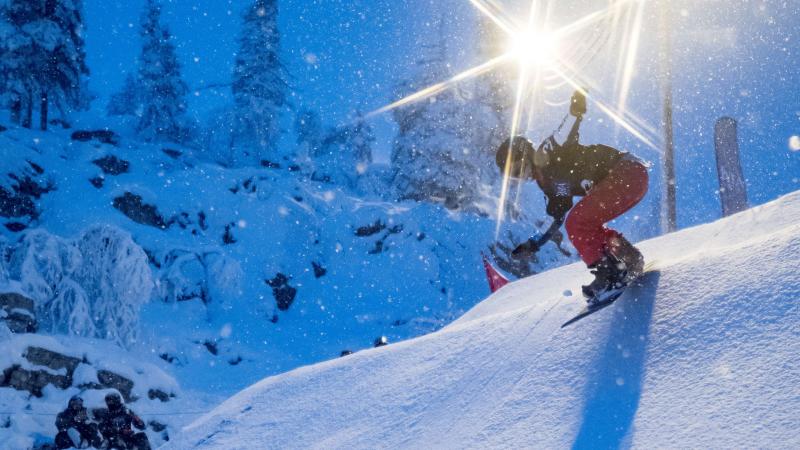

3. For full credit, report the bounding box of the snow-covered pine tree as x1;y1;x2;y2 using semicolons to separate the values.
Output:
0;0;88;129
135;0;189;142
39;0;89;130
294;108;323;167
470;14;514;184
231;0;289;166
390;21;482;210
315;111;375;188
107;72;141;116
0;0;36;127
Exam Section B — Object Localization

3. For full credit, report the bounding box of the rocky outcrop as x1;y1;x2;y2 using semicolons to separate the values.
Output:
162;148;182;159
70;129;120;146
2;364;71;396
23;346;81;373
1;347;81;397
0;344;171;404
92;155;130;175
0;292;37;333
266;273;297;311
0;160;54;229
97;369;135;401
355;220;386;237
112;192;167;229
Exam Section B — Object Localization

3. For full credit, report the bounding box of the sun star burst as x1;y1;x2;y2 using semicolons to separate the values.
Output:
370;0;660;239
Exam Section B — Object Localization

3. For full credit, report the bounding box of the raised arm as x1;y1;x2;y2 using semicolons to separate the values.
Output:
564;89;587;147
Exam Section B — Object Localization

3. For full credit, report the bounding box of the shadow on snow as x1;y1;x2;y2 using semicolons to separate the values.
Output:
572;271;661;450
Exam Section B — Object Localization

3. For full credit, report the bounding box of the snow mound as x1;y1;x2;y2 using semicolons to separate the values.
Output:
168;190;800;449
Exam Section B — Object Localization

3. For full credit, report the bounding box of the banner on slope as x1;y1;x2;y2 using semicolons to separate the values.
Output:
481;253;509;293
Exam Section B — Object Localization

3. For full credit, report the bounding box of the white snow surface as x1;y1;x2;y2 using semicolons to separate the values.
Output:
169;190;800;449
0;121;575;398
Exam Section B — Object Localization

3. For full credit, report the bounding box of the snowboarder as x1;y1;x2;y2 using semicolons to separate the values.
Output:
97;391;151;450
54;395;102;449
495;90;649;302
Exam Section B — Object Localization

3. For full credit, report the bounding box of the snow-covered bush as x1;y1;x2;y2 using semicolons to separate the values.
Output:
10;229;82;307
6;226;153;347
72;226;153;345
157;248;242;313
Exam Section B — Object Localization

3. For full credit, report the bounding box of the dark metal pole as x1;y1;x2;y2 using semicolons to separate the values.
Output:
714;117;748;216
659;0;677;232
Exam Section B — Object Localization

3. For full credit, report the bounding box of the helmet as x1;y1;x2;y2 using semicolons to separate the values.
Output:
105;391;123;410
68;395;83;410
496;136;535;178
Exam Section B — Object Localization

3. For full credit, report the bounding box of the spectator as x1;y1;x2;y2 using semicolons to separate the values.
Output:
97;391;151;450
54;395;102;449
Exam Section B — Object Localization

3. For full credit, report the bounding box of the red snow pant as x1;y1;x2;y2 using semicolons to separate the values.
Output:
565;157;649;266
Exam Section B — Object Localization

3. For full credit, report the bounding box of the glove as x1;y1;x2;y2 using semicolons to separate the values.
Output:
511;236;541;259
570;89;587;117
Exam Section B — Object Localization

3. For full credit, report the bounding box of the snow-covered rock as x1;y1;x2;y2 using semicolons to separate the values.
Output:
167;189;800;449
0;334;183;449
0;292;37;333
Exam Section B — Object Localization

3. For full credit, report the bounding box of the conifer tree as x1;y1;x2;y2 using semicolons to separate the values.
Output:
135;0;189;142
0;0;89;129
391;22;482;210
294;108;323;163
231;0;289;165
469;15;515;185
107;73;141;117
316;112;375;188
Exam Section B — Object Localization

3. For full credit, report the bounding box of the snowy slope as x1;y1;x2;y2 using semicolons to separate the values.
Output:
168;190;800;449
0;122;553;387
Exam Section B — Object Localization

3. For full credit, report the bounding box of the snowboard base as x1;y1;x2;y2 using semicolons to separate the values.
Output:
561;264;655;328
561;288;626;328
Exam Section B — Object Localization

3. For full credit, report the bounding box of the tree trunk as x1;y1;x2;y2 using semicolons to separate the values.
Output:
40;91;48;131
22;92;33;129
10;97;21;124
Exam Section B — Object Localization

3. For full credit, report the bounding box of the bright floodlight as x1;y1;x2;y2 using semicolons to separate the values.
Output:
507;29;556;67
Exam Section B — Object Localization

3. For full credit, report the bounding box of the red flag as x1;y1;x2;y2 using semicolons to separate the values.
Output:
482;253;509;293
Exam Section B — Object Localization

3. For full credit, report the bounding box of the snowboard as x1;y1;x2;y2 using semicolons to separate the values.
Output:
561;264;654;328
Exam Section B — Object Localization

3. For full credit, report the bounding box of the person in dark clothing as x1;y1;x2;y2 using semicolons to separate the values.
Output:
496;90;649;301
97;392;151;450
54;395;102;449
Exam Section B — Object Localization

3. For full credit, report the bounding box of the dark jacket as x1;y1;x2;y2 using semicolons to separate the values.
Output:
98;406;146;440
55;407;101;449
535;117;625;221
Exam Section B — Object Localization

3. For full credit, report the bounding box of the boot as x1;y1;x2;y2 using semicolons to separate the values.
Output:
607;235;644;281
581;253;628;301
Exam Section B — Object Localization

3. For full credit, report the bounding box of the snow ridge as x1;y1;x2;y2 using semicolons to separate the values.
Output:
169;190;800;449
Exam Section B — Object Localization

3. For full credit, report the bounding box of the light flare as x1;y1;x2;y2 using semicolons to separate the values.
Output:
467;0;516;35
368;54;510;117
615;0;645;122
506;29;557;68
551;65;659;151
368;0;660;239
